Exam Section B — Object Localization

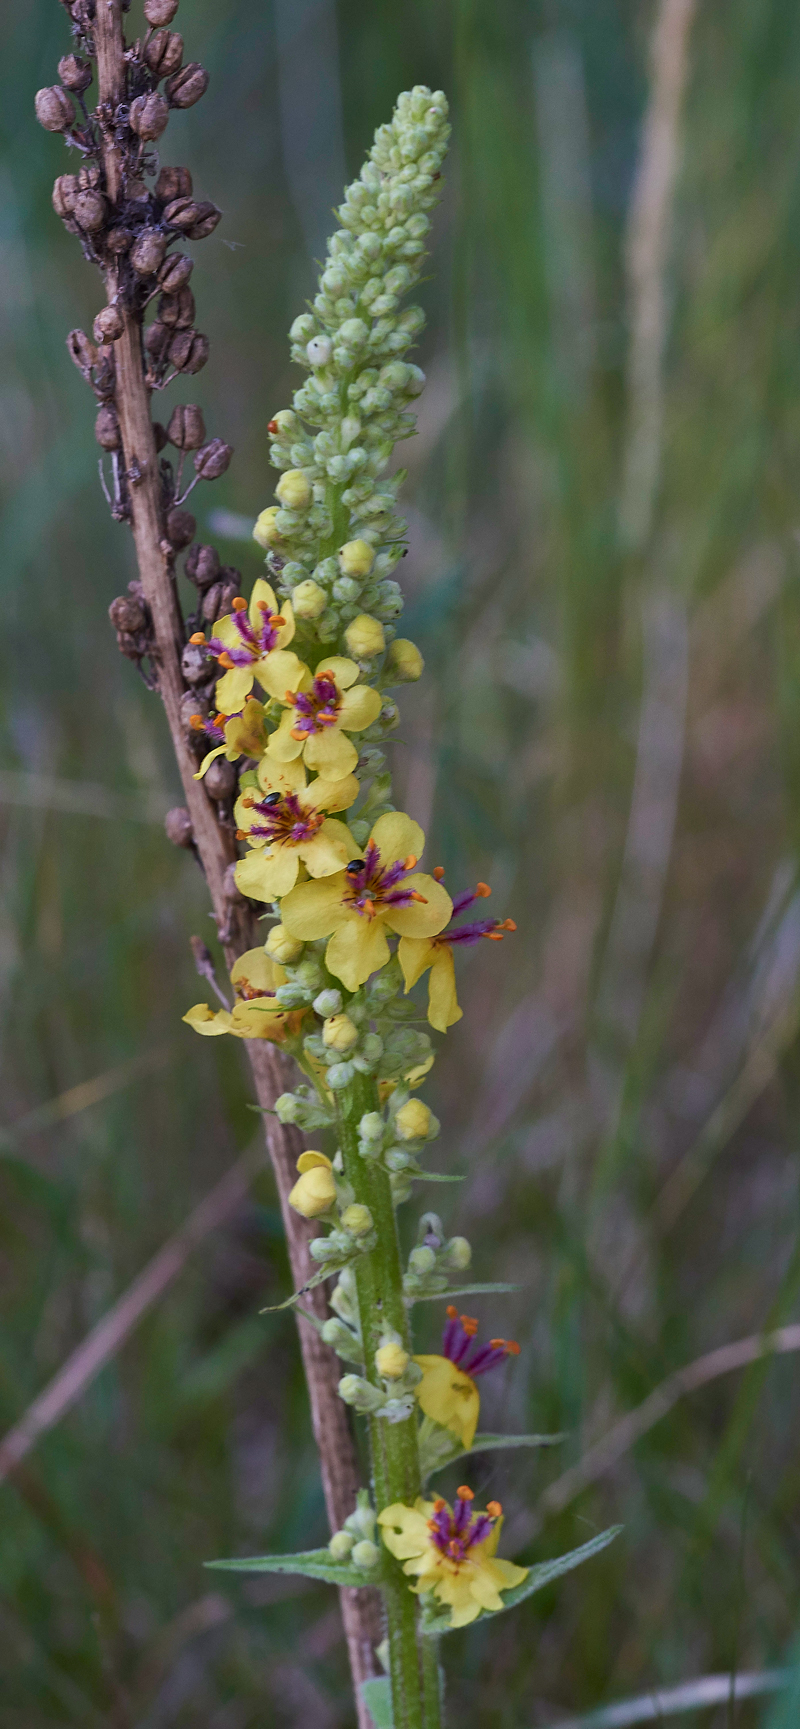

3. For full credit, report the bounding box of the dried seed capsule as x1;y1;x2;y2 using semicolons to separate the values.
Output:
157;252;193;293
180;688;208;736
95;405;121;450
166;403;206;449
181;639;212;684
164;806;194;848
184;543;220;588
144;321;171;366
165;62;208;108
73;188;106;233
144;0;179;23
194;438;233;481
145;29;183;79
158;285;195;329
155;165;192;203
109;593;146;632
116;631;141;661
58;53;92;93
52;175;79;219
203;756;236;799
106;226;133;254
202;571;239;621
93;305;123;345
35;86;75;132
153;422;168;452
161;195;200;231
93;352;116;400
199;580;223;622
185;201;221;240
129;91;169;140
169;329;209;374
129;227;168;276
165;506;196;547
67;328;97;374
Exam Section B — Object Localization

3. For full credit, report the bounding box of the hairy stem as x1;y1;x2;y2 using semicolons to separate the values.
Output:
90;3;378;1712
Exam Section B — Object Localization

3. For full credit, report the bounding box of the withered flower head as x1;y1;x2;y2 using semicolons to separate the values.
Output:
35;85;75;132
166;403;206;450
129;91;169;140
165;62;209;108
130;228;168;276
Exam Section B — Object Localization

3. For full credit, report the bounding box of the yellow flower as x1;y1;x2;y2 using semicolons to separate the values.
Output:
413;1356;480;1448
279;812;453;992
210;577;305;713
288;1150;337;1217
193;696;269;780
267;656;382;781
233;755;358;901
182;948;300;1042
398;934;461;1032
378;1491;527;1629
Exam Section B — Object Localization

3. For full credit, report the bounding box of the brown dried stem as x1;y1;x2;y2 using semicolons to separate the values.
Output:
59;0;378;1705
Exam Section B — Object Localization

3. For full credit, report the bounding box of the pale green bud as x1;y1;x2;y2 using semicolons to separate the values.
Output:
292;579;327;620
387;638;423;682
328;1530;354;1560
340;1203;374;1236
275;468;312;510
394;1098;434;1141
344;613;385;659
313;988;342;1018
351;1540;380;1570
408;1246;436;1275
265;924;304;964
444;1236;472;1270
307;334;333;366
323;1013;359;1053
327;1061;355;1090
338;539;375;579
359;1111;384;1142
253;506;282;548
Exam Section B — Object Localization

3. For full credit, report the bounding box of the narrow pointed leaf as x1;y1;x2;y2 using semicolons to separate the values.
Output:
411;1171;465;1182
425;1431;566;1480
361;1677;394;1727
433;1526;622;1633
407;1282;520;1304
205;1546;377;1588
259;1267;337;1313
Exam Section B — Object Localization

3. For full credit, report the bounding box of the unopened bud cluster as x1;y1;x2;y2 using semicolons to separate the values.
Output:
327;1490;380;1571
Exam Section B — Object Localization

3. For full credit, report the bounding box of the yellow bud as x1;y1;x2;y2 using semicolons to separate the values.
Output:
253;506;282;549
338;538;375;579
344;613;386;660
387;638;424;682
375;1341;410;1380
265;924;304;964
275;468;312;510
394;1098;432;1141
292;579;328;620
288;1160;337;1217
340;1203;373;1236
323;1013;359;1053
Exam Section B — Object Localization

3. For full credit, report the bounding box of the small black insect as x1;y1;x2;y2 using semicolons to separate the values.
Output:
345;859;365;875
262;791;282;807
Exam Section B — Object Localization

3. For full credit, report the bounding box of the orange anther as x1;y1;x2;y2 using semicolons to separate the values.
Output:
235;829;248;840
218;652;234;669
363;898;376;917
433;865;445;880
486;1501;502;1518
404;854;418;869
189;631;206;645
460;1315;478;1336
232;596;248;611
271;614;286;627
501;919;517;931
285;689;298;703
189;714;204;729
486;930;504;940
456;1485;474;1501
506;1340;520;1355
241;796;255;808
476;882;491;897
446;1304;458;1319
489;1340;505;1350
410;891;428;903
290;727;306;740
433;1498;446;1513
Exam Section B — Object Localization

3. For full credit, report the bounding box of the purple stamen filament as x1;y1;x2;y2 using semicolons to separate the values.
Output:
428;1495;495;1565
341;840;419;921
286;674;341;738
243;790;324;846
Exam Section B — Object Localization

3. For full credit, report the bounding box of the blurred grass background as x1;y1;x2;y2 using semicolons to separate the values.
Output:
2;0;800;1723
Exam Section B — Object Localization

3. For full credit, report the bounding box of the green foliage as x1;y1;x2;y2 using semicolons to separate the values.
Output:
206;1545;378;1587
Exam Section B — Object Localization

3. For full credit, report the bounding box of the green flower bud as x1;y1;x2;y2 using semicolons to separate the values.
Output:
323;1013;359;1052
328;1530;355;1560
340;1203;374;1236
327;1061;355;1090
359;1111;385;1142
338;539;375;579
265;924;304;964
408;1246;436;1275
292;579;328;620
313;988;343;1018
444;1236;472;1270
307;334;333;366
275;468;312;510
351;1540;380;1570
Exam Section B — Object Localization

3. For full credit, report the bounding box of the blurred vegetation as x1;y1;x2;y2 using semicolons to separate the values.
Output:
2;0;800;1723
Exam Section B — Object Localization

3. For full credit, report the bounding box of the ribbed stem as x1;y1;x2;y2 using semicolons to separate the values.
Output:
337;1074;444;1729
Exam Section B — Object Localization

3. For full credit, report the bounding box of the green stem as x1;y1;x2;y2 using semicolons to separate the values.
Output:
336;1072;443;1729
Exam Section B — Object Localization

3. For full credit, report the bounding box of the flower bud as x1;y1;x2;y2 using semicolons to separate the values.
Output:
375;1341;410;1379
306;335;333;366
130;227;168;276
312;989;342;1019
158;285;196;328
291;579;327;620
359;1111;384;1143
155;165;192;203
58;53;92;93
165;61;209;107
275;468;312;510
203;756;236;799
394;1099;433;1141
344;613;385;659
338;539;375;579
145;28;184;78
94;404;121;450
92;305;123;345
145;0;179;19
129;91;169;140
169;330;209;373
288;1154;337;1218
184;543;220;588
35;86;75;132
351;1540;380;1570
408;1246;436;1275
164;806;193;848
444;1236;472;1270
327;1062;355;1091
252;506;282;549
165;506;196;548
328;1530;354;1561
387;638;423;682
181;639;211;684
52;174;79;220
265;924;304;965
323;1014;359;1053
158;252;194;294
338;1375;383;1413
166;403;206;450
340;1204;373;1237
194;438;233;480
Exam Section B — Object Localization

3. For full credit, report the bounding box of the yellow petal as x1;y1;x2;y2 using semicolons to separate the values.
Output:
235;846;299;900
182;1003;235;1036
316;655;359;690
224;698;268;761
280;874;349;939
296;1150;332;1172
256;649;307;702
299;774;359;813
384;876;453;939
303;728;359;777
193;744;227;780
428;947;462;1032
257;754;307;794
338;683;383;731
267;709;305;762
211;612;242;650
370;811;425;868
377;1504;433;1562
412;1356;480;1448
215;667;254;712
230;948;284;994
229;999;288;1038
325;916;391;991
248;576;277;624
275;597;296;648
397;934;435;991
299;827;353;879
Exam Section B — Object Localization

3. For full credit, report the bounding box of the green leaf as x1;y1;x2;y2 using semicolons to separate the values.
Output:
423;1430;566;1481
205;1546;377;1588
407;1282;520;1304
361;1677;394;1727
432;1526;622;1633
259;1267;337;1313
411;1171;465;1182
